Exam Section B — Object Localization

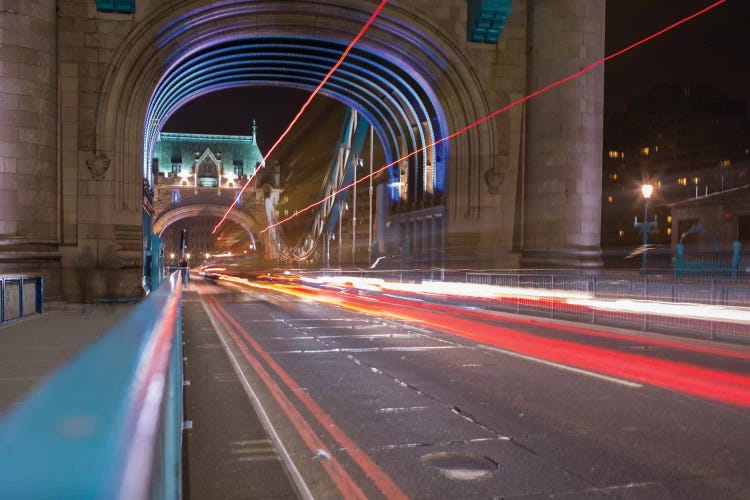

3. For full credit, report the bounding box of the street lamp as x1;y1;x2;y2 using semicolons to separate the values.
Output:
352;156;363;266
634;183;657;275
368;126;374;267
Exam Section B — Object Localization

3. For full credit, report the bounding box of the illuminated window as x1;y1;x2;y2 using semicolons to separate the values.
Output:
621;152;625;159
667;227;672;236
618;229;625;238
678;177;687;186
656;180;661;188
693;176;700;185
609;173;618;181
745;148;749;156
640;147;650;156
720;159;731;167
654;146;659;153
740;170;747;178
608;150;619;159
607;196;613;203
667;215;672;223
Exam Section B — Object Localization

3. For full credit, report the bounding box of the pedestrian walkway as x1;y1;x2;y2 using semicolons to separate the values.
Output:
181;287;298;499
0;302;136;415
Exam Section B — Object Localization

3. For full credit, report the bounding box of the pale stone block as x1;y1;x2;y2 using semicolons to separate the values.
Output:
0;220;18;235
0;125;19;141
97;195;112;223
78;196;99;224
62;180;77;195
59;62;78;77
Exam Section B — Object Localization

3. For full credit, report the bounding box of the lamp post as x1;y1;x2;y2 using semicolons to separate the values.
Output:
338;201;344;268
634;184;657;275
368;126;373;267
352;157;363;267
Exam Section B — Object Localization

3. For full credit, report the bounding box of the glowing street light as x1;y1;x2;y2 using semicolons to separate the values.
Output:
634;183;657;276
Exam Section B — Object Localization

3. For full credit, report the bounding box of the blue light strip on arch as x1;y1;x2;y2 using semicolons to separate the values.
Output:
146;41;432;189
144;37;449;203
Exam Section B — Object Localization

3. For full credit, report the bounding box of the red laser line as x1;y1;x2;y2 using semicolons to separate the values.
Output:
262;0;727;235
213;0;389;234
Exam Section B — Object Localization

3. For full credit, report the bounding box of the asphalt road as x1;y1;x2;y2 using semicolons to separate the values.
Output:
185;276;750;499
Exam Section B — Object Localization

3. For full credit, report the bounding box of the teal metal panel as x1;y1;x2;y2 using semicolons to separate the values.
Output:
96;0;135;14
467;0;513;43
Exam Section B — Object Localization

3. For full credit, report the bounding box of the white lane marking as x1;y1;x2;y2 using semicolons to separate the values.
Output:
375;406;429;414
284;318;368;322
200;301;314;500
274;346;459;354
233;455;282;462
296;325;382;330
268;333;414;340
382;293;424;302
374;436;507;451
479;345;642;388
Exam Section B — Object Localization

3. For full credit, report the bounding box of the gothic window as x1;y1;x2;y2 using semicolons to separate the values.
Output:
197;159;219;187
234;160;244;177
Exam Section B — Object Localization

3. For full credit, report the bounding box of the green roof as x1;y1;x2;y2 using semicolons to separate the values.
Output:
153;127;264;175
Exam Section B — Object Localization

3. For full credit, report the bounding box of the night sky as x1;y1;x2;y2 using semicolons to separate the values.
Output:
605;0;750;116
164;1;750;147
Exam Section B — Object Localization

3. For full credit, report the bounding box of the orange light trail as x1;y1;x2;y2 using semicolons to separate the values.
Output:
199;283;408;499
212;0;389;234
262;0;727;234
214;274;750;408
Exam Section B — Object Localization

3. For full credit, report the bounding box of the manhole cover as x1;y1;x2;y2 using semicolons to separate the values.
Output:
420;452;498;480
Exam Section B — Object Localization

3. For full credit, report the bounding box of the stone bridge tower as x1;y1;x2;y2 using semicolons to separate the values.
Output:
0;0;605;300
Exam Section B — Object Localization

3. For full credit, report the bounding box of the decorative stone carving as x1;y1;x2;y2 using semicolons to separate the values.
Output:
87;151;111;180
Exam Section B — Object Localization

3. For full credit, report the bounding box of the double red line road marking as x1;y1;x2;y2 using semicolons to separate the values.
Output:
198;284;408;499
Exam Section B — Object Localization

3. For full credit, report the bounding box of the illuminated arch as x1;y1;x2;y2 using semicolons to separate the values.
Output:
154;204;260;249
95;0;496;215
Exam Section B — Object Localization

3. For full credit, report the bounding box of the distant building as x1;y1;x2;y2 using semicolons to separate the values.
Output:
151;120;266;260
669;185;750;251
602;85;750;255
152;120;264;188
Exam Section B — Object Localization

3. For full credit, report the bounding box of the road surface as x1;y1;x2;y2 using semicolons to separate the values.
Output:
183;276;750;499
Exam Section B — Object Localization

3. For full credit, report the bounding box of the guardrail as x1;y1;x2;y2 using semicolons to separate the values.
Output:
0;271;184;499
465;272;750;342
292;268;750;342
1;274;43;325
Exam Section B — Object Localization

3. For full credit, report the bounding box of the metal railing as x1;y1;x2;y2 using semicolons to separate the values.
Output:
0;271;184;499
0;274;43;325
465;272;750;342
291;268;750;342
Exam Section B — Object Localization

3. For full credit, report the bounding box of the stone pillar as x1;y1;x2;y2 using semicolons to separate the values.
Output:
521;0;604;269
0;1;60;292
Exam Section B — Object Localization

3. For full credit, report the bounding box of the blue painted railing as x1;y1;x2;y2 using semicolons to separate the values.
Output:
1;274;43;325
0;272;184;499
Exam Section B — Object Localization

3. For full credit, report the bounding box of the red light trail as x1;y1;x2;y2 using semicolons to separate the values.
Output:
215;276;750;408
212;0;389;234
262;0;727;235
200;285;408;499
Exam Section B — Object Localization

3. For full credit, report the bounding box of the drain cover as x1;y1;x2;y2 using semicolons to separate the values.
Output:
420;452;498;480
